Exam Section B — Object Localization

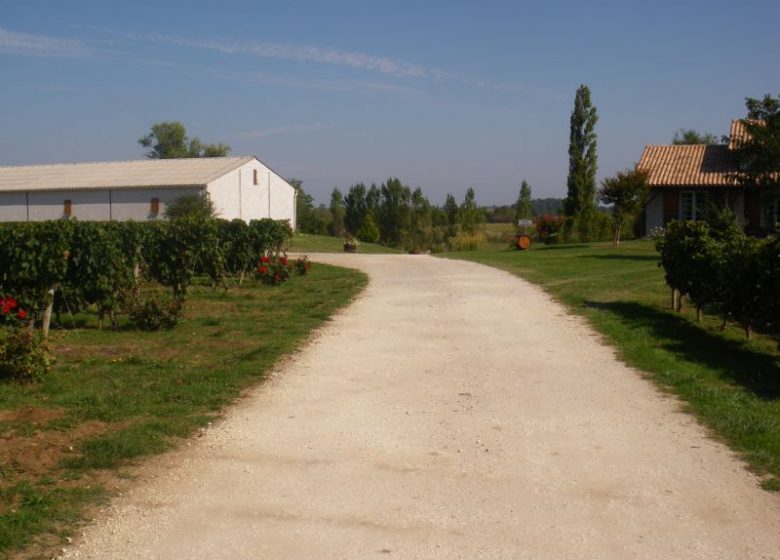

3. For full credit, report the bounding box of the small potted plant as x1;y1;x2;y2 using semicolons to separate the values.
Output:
343;237;359;253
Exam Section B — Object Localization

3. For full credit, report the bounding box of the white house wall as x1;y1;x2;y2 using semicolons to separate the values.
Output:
0;193;27;221
207;160;296;227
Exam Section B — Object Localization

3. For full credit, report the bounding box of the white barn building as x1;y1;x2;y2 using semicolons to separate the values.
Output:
0;156;297;227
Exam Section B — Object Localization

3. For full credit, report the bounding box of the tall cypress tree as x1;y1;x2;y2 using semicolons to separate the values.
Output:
565;85;599;237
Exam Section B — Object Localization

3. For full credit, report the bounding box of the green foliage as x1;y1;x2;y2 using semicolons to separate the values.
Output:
356;213;380;243
0;326;50;381
657;220;780;339
164;193;216;219
219;219;255;280
734;94;780;195
248;218;292;255
293;256;312;275
672;129;719;145
328;188;346;237
128;295;182;331
598;169;649;246
515;180;533;222
378;178;412;246
565;84;599;223
344;183;368;235
0;220;73;318
67;221;131;324
291;179;331;235
449;231;487;251
458;187;484;235
138;121;231;159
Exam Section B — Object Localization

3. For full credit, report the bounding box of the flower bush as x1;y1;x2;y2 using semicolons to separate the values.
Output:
0;294;49;382
0;295;29;325
256;254;291;285
534;214;565;244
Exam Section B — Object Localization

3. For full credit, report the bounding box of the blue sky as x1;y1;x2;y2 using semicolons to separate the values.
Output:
1;1;778;205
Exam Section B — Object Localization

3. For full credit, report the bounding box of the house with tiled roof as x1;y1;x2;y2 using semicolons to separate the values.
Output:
637;120;777;234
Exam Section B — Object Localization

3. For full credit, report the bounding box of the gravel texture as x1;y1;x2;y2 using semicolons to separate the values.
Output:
62;254;780;559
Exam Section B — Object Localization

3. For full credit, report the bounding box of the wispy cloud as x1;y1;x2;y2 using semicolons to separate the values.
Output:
147;34;426;78
0;27;90;57
129;57;426;96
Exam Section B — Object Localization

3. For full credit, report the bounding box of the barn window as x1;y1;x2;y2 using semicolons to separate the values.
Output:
63;199;72;217
150;198;160;214
253;169;259;185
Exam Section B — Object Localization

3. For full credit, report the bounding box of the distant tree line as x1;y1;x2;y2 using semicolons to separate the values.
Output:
293;179;496;252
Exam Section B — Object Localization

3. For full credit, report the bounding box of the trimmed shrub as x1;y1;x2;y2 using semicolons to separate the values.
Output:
0;326;50;382
129;295;182;331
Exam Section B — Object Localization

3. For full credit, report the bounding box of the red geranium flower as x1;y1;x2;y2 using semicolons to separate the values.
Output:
273;274;281;283
261;255;271;264
258;265;268;274
279;257;288;266
17;309;27;320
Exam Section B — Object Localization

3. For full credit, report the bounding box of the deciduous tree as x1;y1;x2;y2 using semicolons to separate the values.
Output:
139;121;230;159
598;169;648;246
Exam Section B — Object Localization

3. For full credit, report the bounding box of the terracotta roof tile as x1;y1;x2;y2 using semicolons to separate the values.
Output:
728;119;757;151
637;144;738;188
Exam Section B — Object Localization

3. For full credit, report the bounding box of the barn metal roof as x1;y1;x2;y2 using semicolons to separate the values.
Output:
0;156;255;192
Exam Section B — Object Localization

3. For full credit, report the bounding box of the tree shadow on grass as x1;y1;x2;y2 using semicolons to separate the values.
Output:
584;300;780;400
535;244;591;251
578;254;659;262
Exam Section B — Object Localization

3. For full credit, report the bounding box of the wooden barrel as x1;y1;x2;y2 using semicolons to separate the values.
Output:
516;234;532;250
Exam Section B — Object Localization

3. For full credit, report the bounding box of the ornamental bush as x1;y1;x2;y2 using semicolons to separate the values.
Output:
534;214;565;244
256;254;291;285
128;295;182;331
0;326;50;382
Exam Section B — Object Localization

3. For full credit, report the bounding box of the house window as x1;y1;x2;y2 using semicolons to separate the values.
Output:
762;198;779;229
63;199;72;217
150;197;160;215
679;191;708;221
253;169;258;185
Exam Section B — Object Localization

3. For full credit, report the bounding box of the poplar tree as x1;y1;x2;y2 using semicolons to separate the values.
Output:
565;85;599;239
515;180;533;222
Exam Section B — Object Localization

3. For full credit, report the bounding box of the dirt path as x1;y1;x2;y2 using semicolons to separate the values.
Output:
64;255;780;559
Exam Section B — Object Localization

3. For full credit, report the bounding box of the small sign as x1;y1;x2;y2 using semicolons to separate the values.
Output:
517;219;533;228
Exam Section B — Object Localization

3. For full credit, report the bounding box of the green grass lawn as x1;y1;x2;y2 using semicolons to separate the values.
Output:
286;233;402;254
442;240;780;491
0;264;366;559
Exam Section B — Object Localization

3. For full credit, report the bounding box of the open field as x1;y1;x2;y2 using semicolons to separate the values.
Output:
286;233;402;254
442;240;780;490
0;265;366;559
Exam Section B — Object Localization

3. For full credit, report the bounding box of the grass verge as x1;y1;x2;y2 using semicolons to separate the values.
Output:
286;233;402;254
442;239;780;491
0;264;366;559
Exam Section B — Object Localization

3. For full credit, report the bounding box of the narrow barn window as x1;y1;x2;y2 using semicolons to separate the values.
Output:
151;197;160;215
253;169;259;185
63;199;72;218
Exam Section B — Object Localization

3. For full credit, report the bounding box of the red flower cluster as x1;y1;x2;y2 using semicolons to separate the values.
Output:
260;255;271;264
258;265;268;274
0;295;28;321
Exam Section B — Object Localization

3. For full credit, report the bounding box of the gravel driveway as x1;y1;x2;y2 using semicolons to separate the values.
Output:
64;254;780;559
